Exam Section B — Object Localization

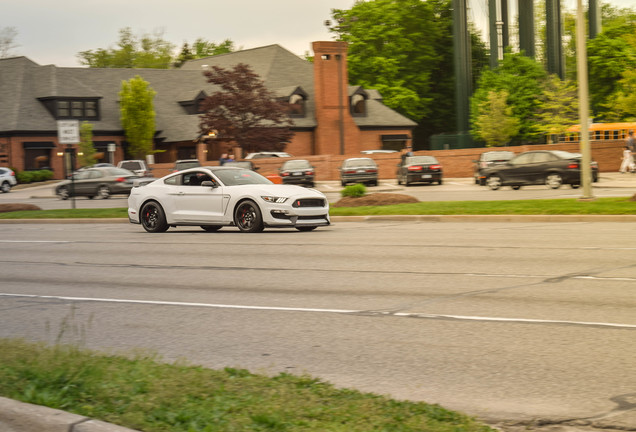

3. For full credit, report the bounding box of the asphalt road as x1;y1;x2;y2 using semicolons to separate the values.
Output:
1;220;636;431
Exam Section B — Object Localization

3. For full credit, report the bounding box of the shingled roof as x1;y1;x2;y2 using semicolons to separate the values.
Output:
0;44;415;143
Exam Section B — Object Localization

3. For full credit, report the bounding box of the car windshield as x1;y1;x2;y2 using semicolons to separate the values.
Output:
107;168;135;176
213;168;273;186
345;159;376;168
282;160;311;169
406;156;437;164
482;152;514;161
176;161;200;170
119;161;142;170
552;151;580;159
223;161;252;169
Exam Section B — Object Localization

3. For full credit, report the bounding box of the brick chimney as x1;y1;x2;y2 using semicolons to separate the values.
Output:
312;41;360;155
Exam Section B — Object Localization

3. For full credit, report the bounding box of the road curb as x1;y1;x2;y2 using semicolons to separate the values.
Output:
0;397;139;432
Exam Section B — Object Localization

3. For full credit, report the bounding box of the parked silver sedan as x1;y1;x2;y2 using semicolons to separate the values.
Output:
55;167;138;199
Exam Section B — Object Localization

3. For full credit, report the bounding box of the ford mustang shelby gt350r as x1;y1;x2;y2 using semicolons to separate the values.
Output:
128;166;330;233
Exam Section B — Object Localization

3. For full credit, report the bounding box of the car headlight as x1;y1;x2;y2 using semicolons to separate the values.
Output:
261;196;288;203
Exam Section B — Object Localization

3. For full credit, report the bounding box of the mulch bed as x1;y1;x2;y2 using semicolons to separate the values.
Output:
0;203;42;213
333;193;419;207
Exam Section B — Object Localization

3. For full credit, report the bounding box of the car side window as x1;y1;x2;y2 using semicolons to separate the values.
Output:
510;153;534;165
533;153;554;163
183;171;213;186
88;170;104;179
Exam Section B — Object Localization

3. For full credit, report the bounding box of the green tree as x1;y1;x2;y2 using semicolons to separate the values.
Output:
173;39;235;68
602;69;636;121
329;0;488;148
78;27;175;68
119;76;156;158
78;122;97;167
199;64;293;155
535;75;579;142
471;51;548;143
472;90;520;147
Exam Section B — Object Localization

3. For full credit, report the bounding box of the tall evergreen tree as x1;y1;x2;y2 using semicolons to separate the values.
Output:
119;76;157;159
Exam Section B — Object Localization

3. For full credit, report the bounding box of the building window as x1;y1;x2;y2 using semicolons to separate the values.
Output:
56;99;99;119
351;94;366;116
288;94;305;117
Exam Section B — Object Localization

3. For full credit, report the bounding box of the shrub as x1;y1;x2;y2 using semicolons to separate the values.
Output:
16;171;34;184
15;170;54;184
341;183;367;198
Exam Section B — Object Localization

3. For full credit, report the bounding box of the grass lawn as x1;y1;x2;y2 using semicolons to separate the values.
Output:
1;197;635;219
0;339;495;432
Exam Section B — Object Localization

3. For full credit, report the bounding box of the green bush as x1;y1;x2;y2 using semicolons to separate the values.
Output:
16;171;34;184
15;170;54;184
341;183;367;198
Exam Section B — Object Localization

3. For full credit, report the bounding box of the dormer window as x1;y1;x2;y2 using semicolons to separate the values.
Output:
351;93;367;116
46;98;99;120
288;94;306;117
179;91;208;115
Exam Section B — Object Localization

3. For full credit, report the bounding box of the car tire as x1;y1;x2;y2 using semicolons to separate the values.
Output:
437;179;443;185
511;185;521;190
201;225;222;232
296;226;317;232
545;173;563;189
140;201;169;233
234;200;264;233
397;176;402;185
341;181;346;187
1;181;11;193
486;175;502;190
57;186;70;200
97;185;111;199
570;183;580;189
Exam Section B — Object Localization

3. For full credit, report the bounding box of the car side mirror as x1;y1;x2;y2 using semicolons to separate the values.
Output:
201;181;218;188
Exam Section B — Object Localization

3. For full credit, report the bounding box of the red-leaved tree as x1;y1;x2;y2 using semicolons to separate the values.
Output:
199;63;294;155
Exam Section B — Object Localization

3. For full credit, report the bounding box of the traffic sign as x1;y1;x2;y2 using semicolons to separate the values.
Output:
57;120;80;144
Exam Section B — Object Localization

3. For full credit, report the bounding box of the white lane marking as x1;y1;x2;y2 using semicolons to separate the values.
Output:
2;292;636;330
393;312;636;329
0;240;71;243
0;293;357;314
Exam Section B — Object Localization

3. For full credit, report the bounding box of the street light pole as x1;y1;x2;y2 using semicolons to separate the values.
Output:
576;0;594;201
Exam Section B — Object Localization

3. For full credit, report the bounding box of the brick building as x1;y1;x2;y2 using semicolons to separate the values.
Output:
0;41;416;179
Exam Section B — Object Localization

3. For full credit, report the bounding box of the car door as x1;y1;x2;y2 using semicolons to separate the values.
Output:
71;170;96;195
171;171;226;223
504;152;537;183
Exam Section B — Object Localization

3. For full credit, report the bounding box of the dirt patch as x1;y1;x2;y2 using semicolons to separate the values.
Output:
333;193;419;207
0;203;42;213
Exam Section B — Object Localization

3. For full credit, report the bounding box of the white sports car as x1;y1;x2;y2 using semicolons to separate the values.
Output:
128;166;330;233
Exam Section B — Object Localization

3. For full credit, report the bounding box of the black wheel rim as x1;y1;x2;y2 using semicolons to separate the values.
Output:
237;203;256;230
142;205;159;229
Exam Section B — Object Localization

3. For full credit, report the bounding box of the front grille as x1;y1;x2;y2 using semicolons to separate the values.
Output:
292;198;325;208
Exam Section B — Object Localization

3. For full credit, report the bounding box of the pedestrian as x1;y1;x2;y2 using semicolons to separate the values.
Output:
619;146;634;174
627;130;636;153
226;154;235;163
219;153;228;166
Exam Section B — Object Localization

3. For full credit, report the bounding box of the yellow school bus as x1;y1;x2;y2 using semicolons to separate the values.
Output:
559;122;636;143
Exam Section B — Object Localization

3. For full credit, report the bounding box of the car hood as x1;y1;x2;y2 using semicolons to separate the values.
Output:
228;184;325;198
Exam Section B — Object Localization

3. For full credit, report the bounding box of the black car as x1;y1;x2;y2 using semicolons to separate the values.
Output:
279;159;315;187
474;151;515;184
339;157;378;186
481;150;599;190
396;155;443;186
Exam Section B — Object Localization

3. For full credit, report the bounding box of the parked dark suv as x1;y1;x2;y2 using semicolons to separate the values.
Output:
339;157;378;186
473;151;514;185
481;150;599;190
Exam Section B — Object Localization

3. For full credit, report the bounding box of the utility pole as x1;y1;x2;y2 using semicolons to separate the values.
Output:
576;0;594;201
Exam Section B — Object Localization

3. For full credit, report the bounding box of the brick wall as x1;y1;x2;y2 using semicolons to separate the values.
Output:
147;141;626;181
